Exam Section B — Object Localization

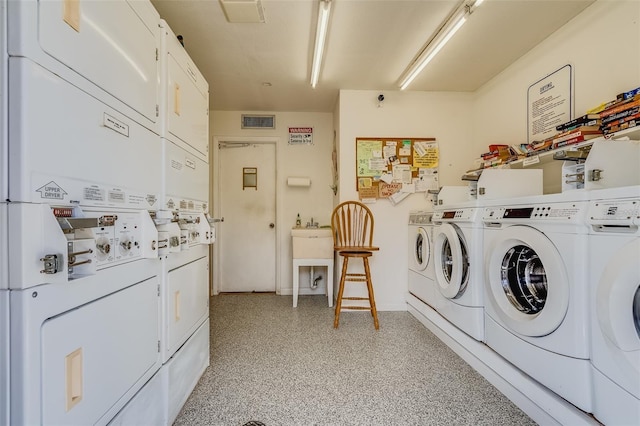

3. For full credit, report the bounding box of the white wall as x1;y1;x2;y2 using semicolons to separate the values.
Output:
210;111;334;295
336;90;475;310
472;0;640;192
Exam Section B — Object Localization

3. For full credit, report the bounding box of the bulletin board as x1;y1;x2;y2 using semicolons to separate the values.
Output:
355;137;439;203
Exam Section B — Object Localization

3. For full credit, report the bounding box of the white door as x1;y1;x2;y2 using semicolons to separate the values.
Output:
218;142;276;292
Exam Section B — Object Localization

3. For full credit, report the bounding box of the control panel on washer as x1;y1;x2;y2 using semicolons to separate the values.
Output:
588;199;640;225
483;202;584;221
432;209;476;221
409;212;432;225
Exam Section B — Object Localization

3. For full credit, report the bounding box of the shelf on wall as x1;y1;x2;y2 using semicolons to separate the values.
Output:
470;126;640;175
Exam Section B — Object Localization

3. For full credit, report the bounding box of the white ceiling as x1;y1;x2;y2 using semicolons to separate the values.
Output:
150;0;595;113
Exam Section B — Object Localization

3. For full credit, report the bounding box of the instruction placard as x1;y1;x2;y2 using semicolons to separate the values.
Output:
527;64;573;143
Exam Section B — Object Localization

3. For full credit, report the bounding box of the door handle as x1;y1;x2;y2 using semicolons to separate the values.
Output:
269;223;275;228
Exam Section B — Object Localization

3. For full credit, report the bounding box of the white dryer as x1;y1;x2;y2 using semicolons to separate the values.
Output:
482;193;592;411
432;204;484;341
408;211;437;309
587;185;640;425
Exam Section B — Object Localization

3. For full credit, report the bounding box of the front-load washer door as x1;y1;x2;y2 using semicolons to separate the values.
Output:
434;224;469;299
597;238;640;354
485;225;569;337
414;227;431;272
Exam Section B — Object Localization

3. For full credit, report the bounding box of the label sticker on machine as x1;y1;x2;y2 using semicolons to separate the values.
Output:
36;181;68;200
185;158;196;170
108;190;126;203
103;113;129;137
83;185;105;202
171;159;183;171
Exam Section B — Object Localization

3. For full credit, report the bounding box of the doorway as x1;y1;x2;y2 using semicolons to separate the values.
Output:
215;138;278;293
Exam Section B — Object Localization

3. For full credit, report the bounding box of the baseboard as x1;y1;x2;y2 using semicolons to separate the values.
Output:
406;294;599;426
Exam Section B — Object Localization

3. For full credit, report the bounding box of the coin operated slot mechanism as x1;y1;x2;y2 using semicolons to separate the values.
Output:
153;210;182;256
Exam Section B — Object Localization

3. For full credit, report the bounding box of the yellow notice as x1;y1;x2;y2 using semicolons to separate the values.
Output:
358;177;373;189
413;142;439;168
358;186;378;200
357;139;383;177
63;0;80;32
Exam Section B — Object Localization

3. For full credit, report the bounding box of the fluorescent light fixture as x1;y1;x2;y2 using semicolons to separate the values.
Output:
310;0;332;88
398;0;485;90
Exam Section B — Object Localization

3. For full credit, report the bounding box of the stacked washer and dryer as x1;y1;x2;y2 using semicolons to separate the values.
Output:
1;1;212;425
110;19;214;425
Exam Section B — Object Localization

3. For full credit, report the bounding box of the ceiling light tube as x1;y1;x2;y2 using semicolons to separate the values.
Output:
310;0;332;88
398;8;469;90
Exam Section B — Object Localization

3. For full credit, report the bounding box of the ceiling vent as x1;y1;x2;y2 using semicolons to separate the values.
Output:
220;0;265;23
241;114;275;129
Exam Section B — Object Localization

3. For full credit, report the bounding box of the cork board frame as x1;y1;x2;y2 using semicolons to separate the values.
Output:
355;137;437;199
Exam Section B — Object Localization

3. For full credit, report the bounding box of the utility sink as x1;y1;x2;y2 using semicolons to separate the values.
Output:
291;227;333;259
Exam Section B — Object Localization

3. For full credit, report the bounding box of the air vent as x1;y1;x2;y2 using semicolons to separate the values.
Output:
241;114;275;129
220;0;265;23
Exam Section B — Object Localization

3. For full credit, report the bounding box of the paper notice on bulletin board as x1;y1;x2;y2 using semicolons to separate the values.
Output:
357;139;383;177
413;141;439;168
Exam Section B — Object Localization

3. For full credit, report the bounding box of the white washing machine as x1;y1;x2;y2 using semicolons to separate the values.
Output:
432;204;484;341
587;185;640;425
408;211;437;309
482;192;592;411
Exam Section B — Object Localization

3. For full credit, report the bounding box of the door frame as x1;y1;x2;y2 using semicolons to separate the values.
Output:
211;136;280;295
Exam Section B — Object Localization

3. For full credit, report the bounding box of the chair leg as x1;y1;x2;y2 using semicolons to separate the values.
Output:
334;256;349;328
363;257;379;330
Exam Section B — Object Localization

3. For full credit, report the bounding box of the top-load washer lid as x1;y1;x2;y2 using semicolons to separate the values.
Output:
434;223;468;299
485;225;569;337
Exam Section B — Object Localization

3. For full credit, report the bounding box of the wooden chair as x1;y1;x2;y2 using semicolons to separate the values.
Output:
331;201;379;329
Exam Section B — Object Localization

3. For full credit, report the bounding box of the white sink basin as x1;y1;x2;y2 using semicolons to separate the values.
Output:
291;227;333;259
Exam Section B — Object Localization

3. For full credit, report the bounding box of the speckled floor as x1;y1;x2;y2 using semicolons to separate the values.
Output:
173;293;535;426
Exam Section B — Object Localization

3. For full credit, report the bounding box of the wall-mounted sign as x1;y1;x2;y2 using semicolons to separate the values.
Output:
288;127;313;145
527;64;573;144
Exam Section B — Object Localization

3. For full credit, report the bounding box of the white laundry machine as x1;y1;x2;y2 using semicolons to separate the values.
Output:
587;185;640;425
432;203;484;341
408;211;437;309
7;0;161;134
482;192;592;411
160;20;210;162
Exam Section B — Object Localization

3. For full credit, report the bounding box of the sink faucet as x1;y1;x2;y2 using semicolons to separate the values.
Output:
306;218;319;228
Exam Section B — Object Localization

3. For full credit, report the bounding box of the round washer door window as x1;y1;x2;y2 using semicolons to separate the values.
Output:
486;225;568;337
434;223;469;299
414;227;430;272
596;238;640;352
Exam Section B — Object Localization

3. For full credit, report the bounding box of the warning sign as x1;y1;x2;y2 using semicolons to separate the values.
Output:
288;127;313;145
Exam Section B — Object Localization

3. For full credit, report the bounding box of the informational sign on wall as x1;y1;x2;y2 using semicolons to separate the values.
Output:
355;137;438;203
527;64;573;144
288;127;313;145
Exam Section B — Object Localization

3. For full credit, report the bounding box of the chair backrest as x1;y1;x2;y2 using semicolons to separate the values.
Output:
331;201;375;248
